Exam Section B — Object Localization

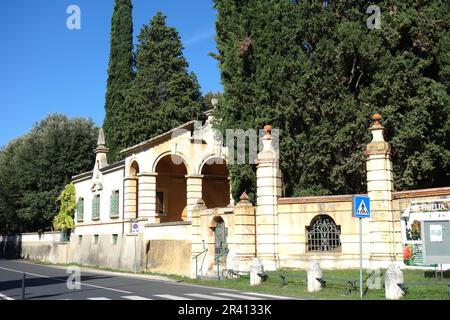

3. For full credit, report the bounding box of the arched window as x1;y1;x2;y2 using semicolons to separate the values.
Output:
306;215;341;252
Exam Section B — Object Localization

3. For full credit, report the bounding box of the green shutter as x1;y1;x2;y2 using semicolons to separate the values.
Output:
110;191;119;218
92;195;100;220
77;198;84;221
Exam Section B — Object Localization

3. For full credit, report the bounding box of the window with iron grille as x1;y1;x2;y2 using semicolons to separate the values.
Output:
76;198;84;222
306;215;341;252
110;190;119;218
92;195;100;220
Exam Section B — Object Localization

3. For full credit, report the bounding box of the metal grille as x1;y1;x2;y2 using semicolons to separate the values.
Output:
215;221;228;265
306;215;341;252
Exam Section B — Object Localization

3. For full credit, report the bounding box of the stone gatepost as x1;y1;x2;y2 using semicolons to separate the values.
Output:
190;199;207;279
256;125;282;271
186;174;203;221
307;261;323;292
137;173;157;223
365;114;402;268
233;192;256;271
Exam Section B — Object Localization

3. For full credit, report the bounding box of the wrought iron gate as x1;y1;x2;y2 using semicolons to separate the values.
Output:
214;221;228;264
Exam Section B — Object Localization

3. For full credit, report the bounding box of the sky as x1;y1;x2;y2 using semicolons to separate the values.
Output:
0;0;222;148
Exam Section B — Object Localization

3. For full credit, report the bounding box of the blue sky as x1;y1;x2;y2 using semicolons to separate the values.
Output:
0;0;221;148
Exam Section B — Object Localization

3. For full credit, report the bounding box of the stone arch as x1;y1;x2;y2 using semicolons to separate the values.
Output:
128;160;140;177
126;160;140;218
151;151;194;175
154;154;188;222
200;156;230;209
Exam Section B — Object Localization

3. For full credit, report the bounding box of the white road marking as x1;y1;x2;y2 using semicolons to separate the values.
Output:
185;293;231;300
0;266;132;294
241;292;298;299
0;293;14;300
213;292;263;300
154;294;193;300
122;295;153;300
87;297;111;300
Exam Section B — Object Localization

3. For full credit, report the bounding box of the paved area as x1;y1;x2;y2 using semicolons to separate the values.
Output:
0;260;298;300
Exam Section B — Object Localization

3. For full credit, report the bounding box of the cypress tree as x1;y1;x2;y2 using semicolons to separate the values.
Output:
103;0;134;162
213;0;450;198
124;12;202;146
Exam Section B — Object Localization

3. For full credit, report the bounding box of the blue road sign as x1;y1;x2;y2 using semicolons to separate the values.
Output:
353;196;371;218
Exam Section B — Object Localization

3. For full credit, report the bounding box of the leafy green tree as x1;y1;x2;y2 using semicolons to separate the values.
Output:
213;0;450;199
53;183;76;232
0;114;97;233
103;0;134;162
123;12;203;146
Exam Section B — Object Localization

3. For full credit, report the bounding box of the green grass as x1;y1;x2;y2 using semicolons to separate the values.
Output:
170;268;450;300
25;259;449;300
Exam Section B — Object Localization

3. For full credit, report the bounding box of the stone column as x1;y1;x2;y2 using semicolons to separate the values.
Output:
186;174;203;221
365;114;402;268
123;176;138;220
137;173;157;223
256;125;282;271
233;192;256;271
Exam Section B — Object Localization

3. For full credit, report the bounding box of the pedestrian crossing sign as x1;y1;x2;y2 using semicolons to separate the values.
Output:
353;196;371;218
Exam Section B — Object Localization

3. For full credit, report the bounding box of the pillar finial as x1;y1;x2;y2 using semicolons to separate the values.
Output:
239;191;249;202
368;113;386;143
371;113;382;127
97;128;106;147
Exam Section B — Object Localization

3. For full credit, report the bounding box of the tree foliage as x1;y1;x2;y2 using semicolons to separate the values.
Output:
213;0;450;199
122;12;203;147
53;183;76;231
103;0;134;162
0;114;97;234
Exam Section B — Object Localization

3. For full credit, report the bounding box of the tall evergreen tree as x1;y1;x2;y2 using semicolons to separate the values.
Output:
103;0;134;162
213;0;450;200
123;12;202;146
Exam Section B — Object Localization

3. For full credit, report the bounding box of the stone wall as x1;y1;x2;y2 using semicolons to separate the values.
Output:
277;195;370;269
0;232;68;264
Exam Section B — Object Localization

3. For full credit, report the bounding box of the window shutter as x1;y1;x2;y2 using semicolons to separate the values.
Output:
110;191;119;217
77;198;84;221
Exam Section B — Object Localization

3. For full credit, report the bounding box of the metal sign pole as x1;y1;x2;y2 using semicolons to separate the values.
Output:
359;217;363;299
134;233;137;274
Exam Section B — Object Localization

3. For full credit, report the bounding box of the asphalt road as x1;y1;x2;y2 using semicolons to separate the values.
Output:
0;260;296;300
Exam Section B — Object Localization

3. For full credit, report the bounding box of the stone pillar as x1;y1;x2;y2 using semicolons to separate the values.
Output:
250;258;264;286
186;174;203;221
123;176;138;220
256;125;282;271
384;264;404;300
233;192;256;271
191;199;207;279
307;261;323;293
137;173;157;223
365;114;402;268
